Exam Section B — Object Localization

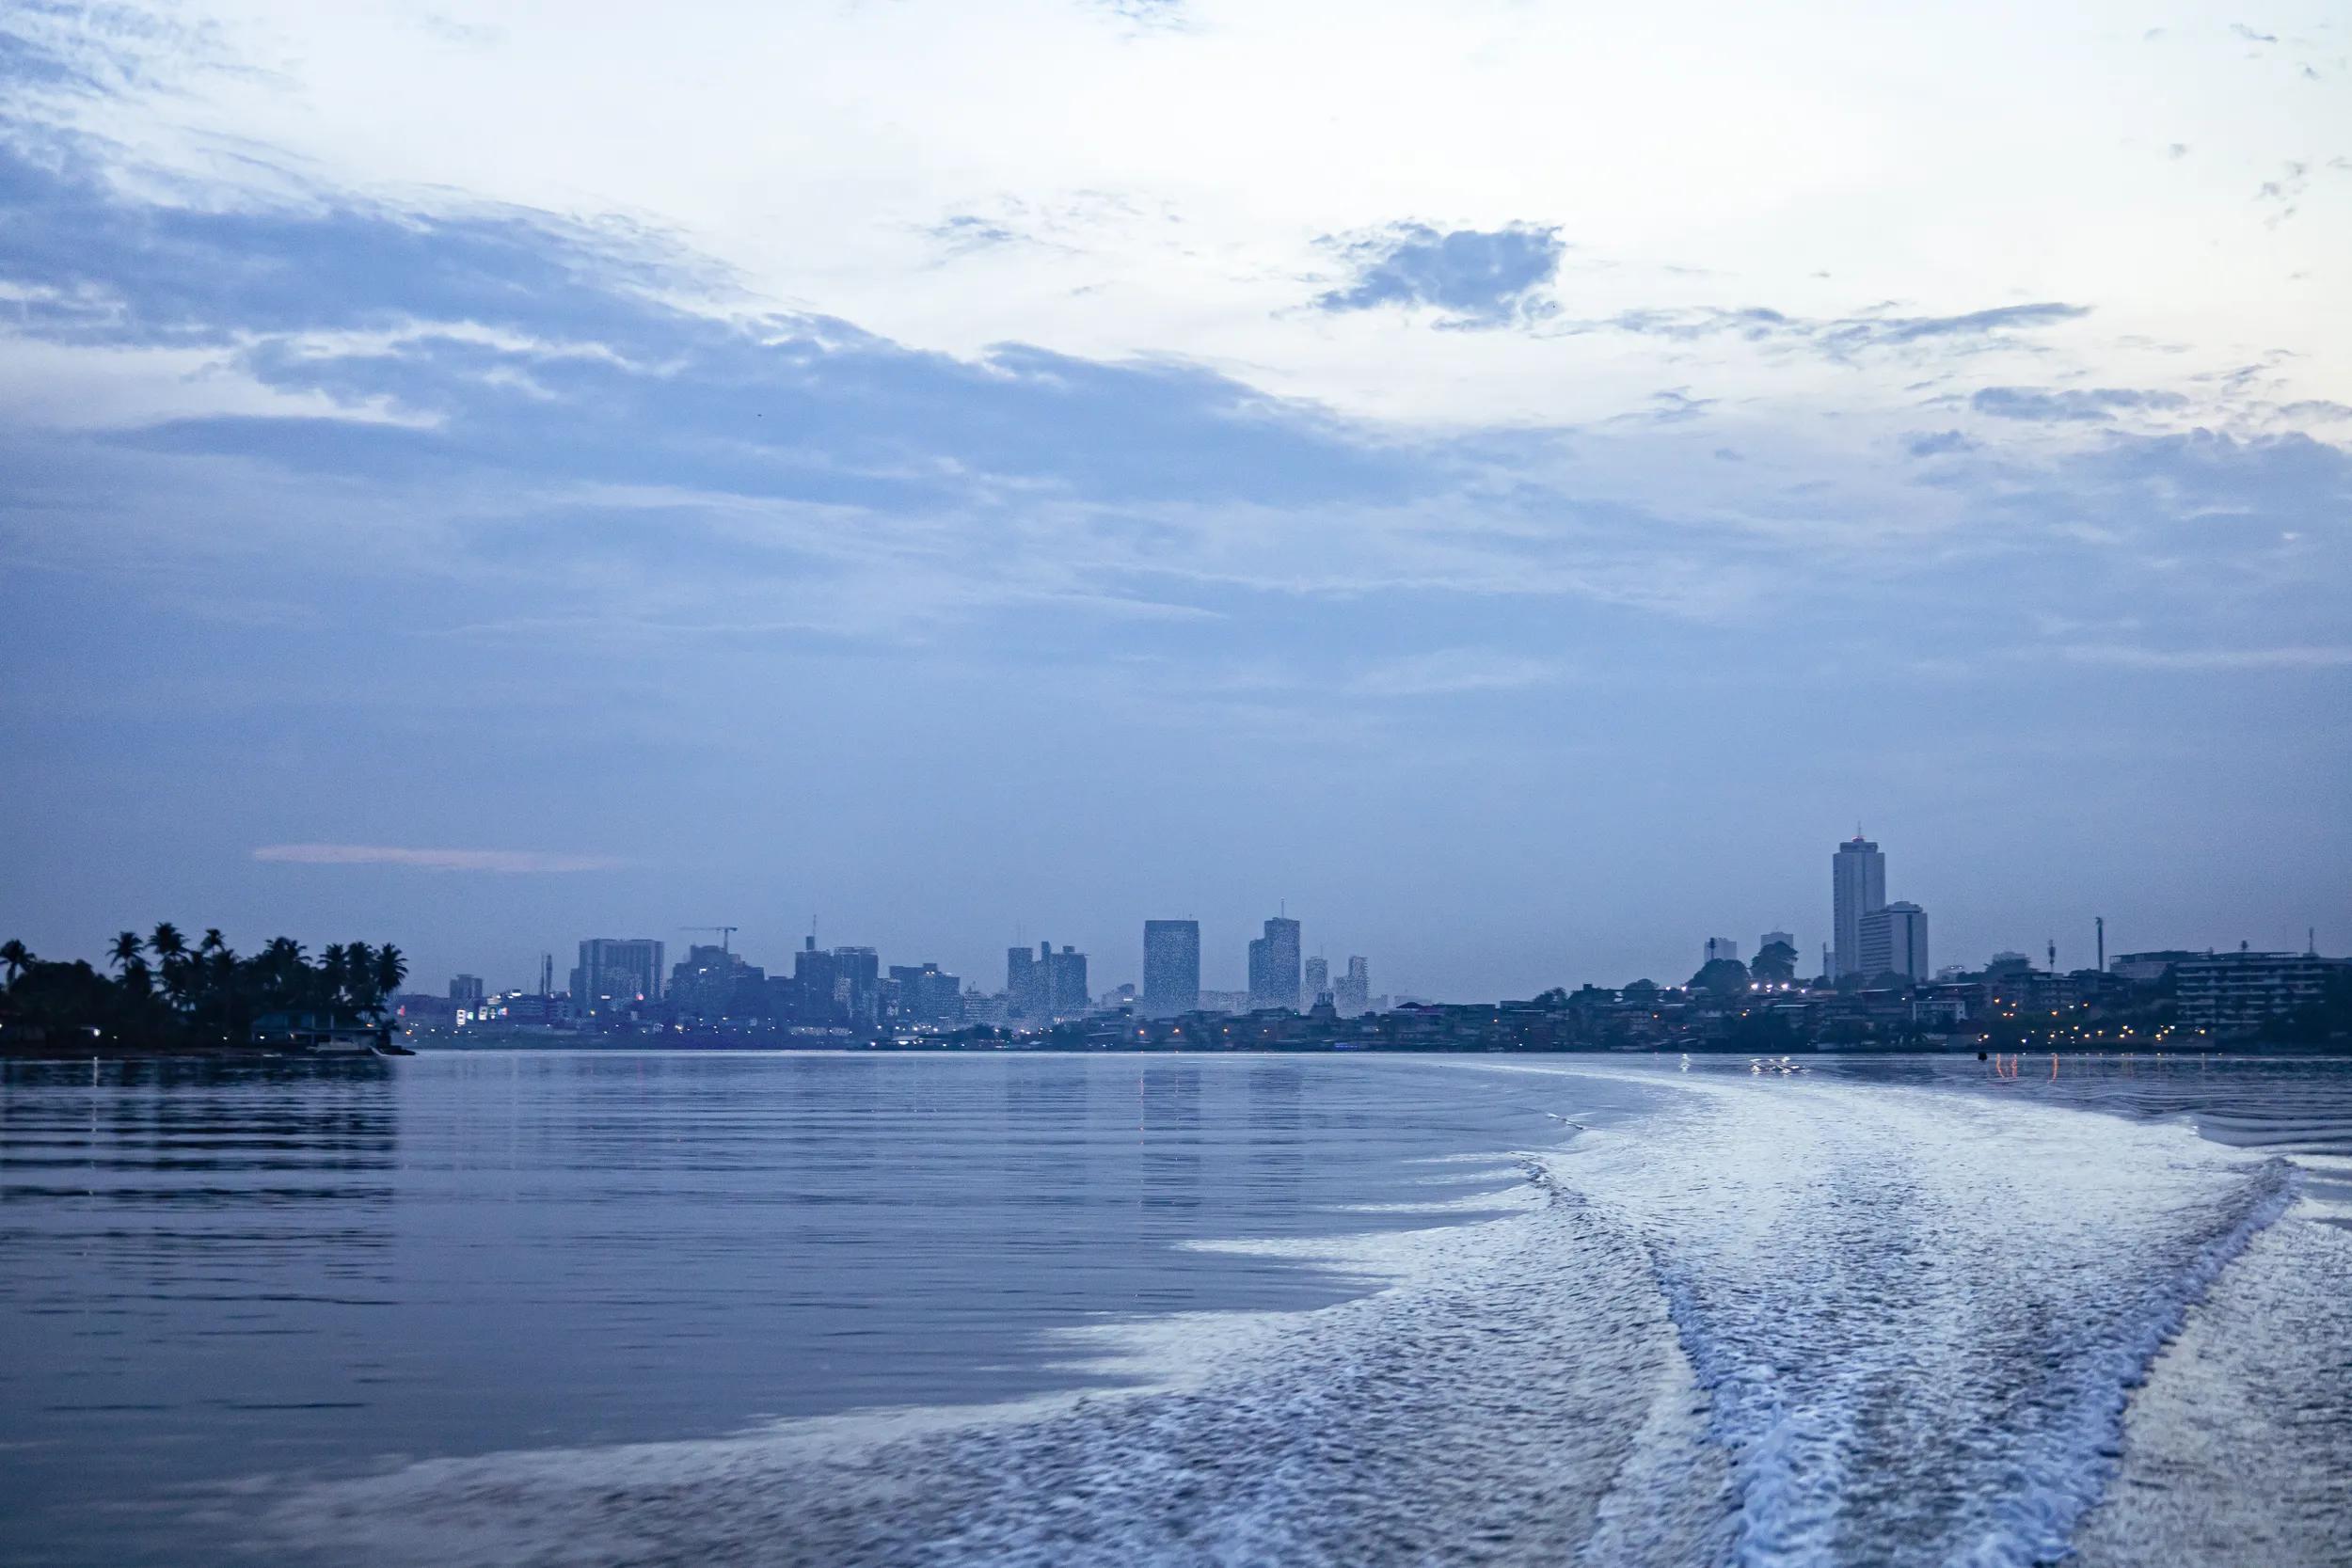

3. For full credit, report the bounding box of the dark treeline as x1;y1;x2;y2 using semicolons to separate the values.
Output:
0;926;405;1051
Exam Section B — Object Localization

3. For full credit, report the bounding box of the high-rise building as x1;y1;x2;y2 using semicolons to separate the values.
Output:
1832;837;1887;979
793;938;841;1024
1008;944;1045;1023
833;946;881;1024
887;963;963;1027
1703;937;1740;965
1760;930;1795;956
1142;920;1200;1017
1248;915;1302;1011
1858;902;1929;982
668;943;765;1020
450;974;485;1005
1337;956;1371;1015
1304;956;1330;1005
570;939;664;1015
1047;944;1089;1019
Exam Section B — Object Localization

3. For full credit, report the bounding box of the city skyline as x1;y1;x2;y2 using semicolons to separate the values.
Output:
2;5;2345;1004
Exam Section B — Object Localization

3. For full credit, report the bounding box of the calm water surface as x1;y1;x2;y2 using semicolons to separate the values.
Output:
2;1050;2347;1567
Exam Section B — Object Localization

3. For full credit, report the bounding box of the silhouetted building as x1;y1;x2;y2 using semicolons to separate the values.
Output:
834;946;881;1024
669;944;763;1021
2176;951;2341;1032
570;939;664;1016
888;963;963;1027
450;974;485;1005
1337;956;1370;1015
1248;915;1302;1011
1008;942;1087;1022
1142;920;1201;1017
1858;901;1929;982
2109;949;2199;984
1703;937;1740;965
1832;837;1886;979
1760;930;1794;956
1304;956;1330;1005
1048;944;1088;1018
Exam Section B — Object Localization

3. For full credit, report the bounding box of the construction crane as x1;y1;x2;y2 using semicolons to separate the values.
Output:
680;925;739;956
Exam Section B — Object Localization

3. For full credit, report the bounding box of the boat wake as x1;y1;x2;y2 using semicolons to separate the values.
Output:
248;1067;2313;1568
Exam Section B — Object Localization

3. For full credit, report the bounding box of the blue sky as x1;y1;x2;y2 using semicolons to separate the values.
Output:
2;2;2347;997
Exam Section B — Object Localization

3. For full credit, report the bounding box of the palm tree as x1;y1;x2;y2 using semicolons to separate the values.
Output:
199;928;226;955
109;931;146;974
373;944;407;1001
1;939;30;985
151;923;187;960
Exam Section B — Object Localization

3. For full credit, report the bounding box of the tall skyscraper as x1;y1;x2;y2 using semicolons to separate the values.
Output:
1832;837;1886;980
1142;920;1200;1017
1338;956;1371;1015
1046;944;1089;1019
1303;956;1330;1004
1248;915;1302;1011
1007;944;1045;1022
569;938;663;1014
1858;902;1930;982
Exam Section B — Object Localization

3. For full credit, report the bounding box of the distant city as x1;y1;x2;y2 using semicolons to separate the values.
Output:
396;834;2349;1053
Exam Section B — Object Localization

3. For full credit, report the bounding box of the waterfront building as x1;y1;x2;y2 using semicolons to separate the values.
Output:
1832;837;1886;979
834;946;882;1024
1337;957;1371;1016
1047;945;1089;1019
1248;915;1303;1011
450;974;485;1005
2109;950;2200;984
1009;942;1087;1022
887;963;963;1027
1304;956;1330;1005
570;939;664;1016
1142;920;1201;1017
1858;901;1930;982
669;944;764;1021
2176;950;2343;1032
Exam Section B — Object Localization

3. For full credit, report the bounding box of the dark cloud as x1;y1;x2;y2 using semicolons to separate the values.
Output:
1314;222;1565;329
1971;387;2190;422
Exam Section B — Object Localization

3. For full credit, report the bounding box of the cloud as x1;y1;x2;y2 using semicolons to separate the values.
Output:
2229;24;2279;44
1314;222;1565;328
1906;430;1978;457
253;844;628;872
1347;648;1567;697
927;214;1024;257
2167;143;2191;160
1970;386;2189;421
1577;301;2090;360
2056;643;2352;671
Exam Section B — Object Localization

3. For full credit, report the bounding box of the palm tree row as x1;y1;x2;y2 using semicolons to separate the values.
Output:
0;926;406;1049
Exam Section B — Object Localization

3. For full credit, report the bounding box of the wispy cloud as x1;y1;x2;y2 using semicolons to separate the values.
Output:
1565;301;2090;360
1314;222;1565;329
1347;648;1568;697
2056;643;2352;671
253;844;628;872
1971;386;2188;422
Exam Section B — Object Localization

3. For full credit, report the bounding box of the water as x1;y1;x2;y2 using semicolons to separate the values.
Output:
2;1051;2348;1566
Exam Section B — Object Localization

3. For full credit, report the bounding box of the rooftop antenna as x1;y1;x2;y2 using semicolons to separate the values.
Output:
2311;926;2319;957
2095;916;2105;973
2046;938;2057;973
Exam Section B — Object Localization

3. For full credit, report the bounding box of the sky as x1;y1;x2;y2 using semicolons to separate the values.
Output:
1;0;2347;999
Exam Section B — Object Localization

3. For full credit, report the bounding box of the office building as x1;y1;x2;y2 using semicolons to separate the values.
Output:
834;946;881;1024
1047;944;1088;1019
1832;837;1886;979
1142;920;1201;1017
1760;930;1795;956
669;944;764;1020
1248;915;1302;1011
1009;942;1088;1023
1857;901;1930;982
450;974;485;1005
1703;937;1740;966
888;963;963;1027
1337;957;1371;1015
570;939;664;1016
1304;956;1330;1005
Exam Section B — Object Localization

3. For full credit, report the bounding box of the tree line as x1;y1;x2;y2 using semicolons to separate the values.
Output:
0;926;406;1050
